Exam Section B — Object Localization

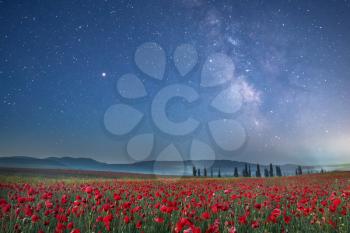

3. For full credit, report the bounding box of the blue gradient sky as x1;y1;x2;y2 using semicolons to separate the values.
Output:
1;0;350;165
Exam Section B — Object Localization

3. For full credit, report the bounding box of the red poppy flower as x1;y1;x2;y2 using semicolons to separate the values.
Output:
201;212;210;220
124;215;130;224
136;220;142;229
31;214;40;223
251;220;259;228
154;217;164;223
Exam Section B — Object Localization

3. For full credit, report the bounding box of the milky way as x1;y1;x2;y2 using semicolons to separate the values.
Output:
0;0;350;165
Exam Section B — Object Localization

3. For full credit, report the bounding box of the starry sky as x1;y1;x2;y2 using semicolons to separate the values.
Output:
1;0;350;165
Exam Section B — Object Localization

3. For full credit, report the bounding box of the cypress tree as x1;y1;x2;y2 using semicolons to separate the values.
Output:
256;164;261;177
234;167;239;177
264;168;269;177
269;163;274;177
298;166;302;175
243;163;248;177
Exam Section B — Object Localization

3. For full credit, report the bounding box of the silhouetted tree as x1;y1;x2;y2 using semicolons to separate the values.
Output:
242;163;249;177
264;168;269;177
218;168;221;178
197;168;201;177
280;166;283;176
275;166;282;177
295;166;303;176
204;168;207;177
210;167;213;177
248;165;251;177
298;166;302;175
269;163;274;177
256;164;261;177
234;167;239;177
192;166;197;177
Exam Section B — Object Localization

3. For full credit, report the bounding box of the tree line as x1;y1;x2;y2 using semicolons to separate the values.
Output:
192;163;287;178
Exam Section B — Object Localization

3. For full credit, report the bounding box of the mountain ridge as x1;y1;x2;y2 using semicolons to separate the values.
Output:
0;156;336;176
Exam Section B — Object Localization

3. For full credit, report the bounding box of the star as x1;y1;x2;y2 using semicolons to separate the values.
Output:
0;0;349;165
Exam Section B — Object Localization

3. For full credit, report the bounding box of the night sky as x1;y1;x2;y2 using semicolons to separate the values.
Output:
1;0;350;165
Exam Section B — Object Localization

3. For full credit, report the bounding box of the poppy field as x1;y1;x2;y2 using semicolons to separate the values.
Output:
0;172;349;233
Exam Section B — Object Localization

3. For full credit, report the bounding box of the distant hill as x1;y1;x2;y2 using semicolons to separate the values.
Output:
0;156;334;176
